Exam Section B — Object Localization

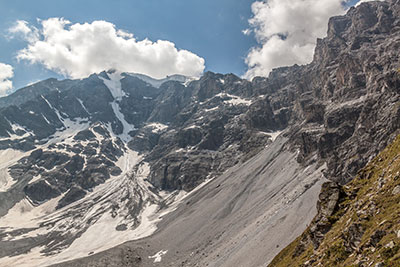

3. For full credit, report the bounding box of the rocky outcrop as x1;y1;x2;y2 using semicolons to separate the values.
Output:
270;134;400;267
309;182;343;249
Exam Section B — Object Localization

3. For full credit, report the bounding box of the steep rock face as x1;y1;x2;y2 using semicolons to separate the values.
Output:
269;0;400;185
270;134;400;267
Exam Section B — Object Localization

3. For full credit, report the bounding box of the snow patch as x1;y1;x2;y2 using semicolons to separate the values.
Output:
326;95;367;112
41;95;64;123
46;117;90;145
109;101;136;142
184;125;200;130
0;149;29;192
0;245;46;267
41;114;51;124
76;98;90;115
0;195;63;230
99;71;126;100
183;76;199;87
28;174;42;185
216;93;252;106
100;71;136;142
145;123;168;133
149;250;168;263
54;203;160;262
128;73;194;88
268;131;282;142
259;130;283;142
204;106;219;112
0;143;215;266
0;121;33;142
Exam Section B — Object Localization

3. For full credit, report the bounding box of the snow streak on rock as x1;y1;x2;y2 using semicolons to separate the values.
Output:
0;124;193;266
100;71;136;142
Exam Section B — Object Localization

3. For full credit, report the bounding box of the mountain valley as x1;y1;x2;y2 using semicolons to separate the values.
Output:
0;1;399;266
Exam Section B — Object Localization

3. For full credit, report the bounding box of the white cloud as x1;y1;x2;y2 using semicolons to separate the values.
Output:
0;63;14;97
244;0;351;79
11;18;205;79
242;29;252;36
8;20;39;42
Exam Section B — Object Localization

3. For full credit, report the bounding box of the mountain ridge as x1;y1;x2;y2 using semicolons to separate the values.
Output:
0;0;399;266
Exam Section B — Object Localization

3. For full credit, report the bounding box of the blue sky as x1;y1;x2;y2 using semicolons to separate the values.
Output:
0;0;367;93
0;0;257;89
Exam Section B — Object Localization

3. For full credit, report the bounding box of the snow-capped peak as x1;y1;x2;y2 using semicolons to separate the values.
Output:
98;70;126;100
127;73;197;88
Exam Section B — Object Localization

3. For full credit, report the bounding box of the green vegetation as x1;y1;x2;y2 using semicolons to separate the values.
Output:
270;135;400;266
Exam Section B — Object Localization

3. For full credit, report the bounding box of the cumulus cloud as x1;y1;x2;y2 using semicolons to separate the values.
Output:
0;63;14;97
8;20;39;42
11;18;205;79
244;0;352;79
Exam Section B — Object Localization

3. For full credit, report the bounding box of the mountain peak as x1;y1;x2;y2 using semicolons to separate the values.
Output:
126;72;197;88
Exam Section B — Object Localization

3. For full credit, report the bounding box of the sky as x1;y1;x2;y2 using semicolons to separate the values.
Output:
0;0;378;95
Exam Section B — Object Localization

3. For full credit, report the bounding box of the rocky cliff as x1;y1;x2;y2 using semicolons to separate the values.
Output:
270;134;400;266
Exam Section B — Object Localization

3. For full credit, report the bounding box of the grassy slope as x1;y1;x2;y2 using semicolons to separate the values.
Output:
270;135;400;266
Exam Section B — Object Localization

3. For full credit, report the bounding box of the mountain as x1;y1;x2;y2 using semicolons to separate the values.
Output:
0;0;399;266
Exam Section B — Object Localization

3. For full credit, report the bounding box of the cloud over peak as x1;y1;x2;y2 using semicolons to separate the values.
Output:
244;0;350;79
11;18;205;79
0;63;13;96
243;0;382;80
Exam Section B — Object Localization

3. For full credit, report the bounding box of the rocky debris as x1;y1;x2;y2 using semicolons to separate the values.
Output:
392;185;400;195
50;244;144;267
316;182;342;220
366;229;386;248
342;223;365;253
292;181;344;254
